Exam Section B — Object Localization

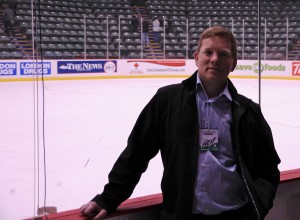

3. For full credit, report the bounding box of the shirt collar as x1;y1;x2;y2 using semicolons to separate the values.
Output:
196;72;232;102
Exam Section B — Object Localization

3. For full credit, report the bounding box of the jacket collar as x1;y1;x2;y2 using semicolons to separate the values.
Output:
182;71;238;96
182;71;198;95
182;71;251;109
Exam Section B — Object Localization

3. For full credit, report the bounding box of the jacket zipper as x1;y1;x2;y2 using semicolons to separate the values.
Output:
238;156;261;220
233;99;260;220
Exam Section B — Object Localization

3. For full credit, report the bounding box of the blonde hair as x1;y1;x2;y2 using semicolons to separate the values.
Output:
197;26;237;59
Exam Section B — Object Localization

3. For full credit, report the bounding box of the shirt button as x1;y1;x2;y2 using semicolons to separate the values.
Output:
201;163;206;168
202;187;206;191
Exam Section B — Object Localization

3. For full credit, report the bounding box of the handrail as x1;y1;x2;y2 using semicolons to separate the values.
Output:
23;193;162;220
23;169;300;220
279;168;300;183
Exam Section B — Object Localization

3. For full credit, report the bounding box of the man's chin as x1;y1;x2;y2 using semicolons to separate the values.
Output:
206;72;219;79
206;74;227;84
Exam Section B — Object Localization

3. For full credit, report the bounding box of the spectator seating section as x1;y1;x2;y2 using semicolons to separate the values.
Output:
1;0;300;59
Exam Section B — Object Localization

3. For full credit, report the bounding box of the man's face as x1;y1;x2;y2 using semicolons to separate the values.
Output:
194;36;237;87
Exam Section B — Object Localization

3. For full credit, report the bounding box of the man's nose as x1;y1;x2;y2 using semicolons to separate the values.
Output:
210;52;219;62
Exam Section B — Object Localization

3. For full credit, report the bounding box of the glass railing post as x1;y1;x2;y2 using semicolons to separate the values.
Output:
106;15;109;59
83;14;86;59
286;17;289;60
186;18;188;59
118;15;121;59
163;18;166;59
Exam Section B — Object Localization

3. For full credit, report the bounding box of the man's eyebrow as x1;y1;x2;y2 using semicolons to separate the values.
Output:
201;46;212;50
220;49;231;53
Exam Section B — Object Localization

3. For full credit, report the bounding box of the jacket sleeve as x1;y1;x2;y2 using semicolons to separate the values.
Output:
92;91;162;213
254;108;281;215
240;103;281;218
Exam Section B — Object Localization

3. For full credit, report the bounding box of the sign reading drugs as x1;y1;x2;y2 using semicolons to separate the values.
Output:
20;62;51;75
0;62;17;76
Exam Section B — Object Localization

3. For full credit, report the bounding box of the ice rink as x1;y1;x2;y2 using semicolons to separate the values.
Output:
1;76;300;220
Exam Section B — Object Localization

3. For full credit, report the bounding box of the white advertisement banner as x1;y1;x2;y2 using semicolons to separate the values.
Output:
125;59;187;75
232;60;291;77
0;59;299;82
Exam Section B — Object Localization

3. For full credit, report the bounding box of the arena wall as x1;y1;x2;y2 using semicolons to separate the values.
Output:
1;59;300;82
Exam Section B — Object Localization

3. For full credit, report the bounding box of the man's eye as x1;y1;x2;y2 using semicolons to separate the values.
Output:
204;51;212;55
220;53;230;57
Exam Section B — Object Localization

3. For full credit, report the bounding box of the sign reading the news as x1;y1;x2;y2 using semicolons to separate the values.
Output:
20;62;51;75
0;62;17;76
57;60;117;74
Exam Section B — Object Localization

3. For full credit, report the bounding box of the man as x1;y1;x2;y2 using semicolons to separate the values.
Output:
152;16;161;43
142;18;149;47
3;3;15;37
80;26;281;220
131;14;138;32
8;0;18;15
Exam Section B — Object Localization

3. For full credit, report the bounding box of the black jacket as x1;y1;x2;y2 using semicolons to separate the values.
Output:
142;20;149;33
92;72;281;220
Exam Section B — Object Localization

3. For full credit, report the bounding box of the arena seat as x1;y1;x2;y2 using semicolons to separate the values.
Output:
3;0;299;59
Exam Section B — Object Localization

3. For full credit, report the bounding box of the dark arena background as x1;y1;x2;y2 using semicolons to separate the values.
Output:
0;0;300;220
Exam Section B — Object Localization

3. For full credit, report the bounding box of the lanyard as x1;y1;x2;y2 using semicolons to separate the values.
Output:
205;101;213;130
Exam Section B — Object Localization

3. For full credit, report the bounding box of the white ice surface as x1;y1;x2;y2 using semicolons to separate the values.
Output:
0;77;299;220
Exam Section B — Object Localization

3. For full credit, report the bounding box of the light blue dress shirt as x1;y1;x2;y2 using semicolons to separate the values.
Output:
193;75;248;215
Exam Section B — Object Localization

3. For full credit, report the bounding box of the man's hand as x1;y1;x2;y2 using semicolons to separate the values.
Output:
80;201;107;220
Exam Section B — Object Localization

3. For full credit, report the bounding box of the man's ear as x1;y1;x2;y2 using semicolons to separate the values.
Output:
194;51;199;63
231;58;237;72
